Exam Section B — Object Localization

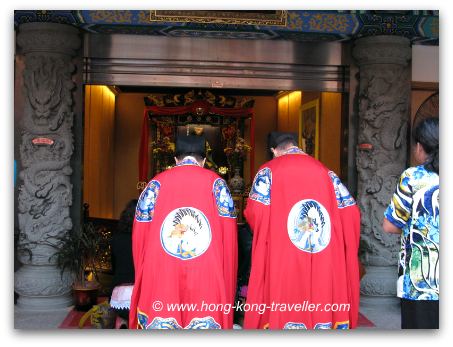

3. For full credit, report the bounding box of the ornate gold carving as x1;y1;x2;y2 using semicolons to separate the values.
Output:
137;181;147;190
149;10;287;26
145;89;253;109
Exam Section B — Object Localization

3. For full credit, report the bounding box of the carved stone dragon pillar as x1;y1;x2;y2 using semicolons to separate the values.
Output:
352;36;411;307
14;23;81;309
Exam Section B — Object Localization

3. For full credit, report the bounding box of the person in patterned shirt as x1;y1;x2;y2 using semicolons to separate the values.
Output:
383;117;439;329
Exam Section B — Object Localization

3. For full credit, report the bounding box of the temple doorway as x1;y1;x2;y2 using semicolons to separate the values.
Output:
82;85;345;221
81;84;345;300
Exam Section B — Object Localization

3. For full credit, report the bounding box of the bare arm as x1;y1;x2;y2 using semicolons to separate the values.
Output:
382;217;402;234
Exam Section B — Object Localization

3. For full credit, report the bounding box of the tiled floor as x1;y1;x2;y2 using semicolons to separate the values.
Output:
359;302;401;329
14;306;72;329
14;304;401;330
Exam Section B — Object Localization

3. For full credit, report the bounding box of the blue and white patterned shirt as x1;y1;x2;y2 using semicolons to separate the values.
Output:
384;165;439;300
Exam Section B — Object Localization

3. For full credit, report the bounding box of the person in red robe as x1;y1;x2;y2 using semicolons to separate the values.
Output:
129;135;238;329
243;132;360;330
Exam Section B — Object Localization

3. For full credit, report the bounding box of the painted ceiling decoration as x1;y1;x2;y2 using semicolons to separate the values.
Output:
14;10;438;45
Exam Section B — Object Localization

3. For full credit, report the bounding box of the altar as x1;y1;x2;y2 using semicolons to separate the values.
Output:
137;89;255;222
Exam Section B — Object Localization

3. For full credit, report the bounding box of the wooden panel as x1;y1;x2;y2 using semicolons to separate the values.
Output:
411;81;439;91
113;93;147;218
302;91;321;105
103;87;115;219
92;86;102;216
288;91;301;133
319;92;342;175
252;96;278;174
83;86;92;213
83;85;116;219
277;95;289;131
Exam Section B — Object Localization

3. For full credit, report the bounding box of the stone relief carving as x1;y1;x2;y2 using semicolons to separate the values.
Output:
16;22;81;56
15;23;81;306
17;52;76;265
14;265;73;297
23;55;76;131
353;36;411;269
352;35;412;66
360;275;396;296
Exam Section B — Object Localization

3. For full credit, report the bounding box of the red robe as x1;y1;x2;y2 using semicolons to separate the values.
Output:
129;159;238;329
243;149;360;329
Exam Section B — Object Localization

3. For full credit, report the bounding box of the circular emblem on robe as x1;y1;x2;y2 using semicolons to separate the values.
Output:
287;199;331;253
160;207;211;260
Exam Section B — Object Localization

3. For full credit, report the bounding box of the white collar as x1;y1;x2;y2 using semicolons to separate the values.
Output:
176;156;202;167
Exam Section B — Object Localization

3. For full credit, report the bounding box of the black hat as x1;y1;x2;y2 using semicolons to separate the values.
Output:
267;131;298;149
175;135;206;157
